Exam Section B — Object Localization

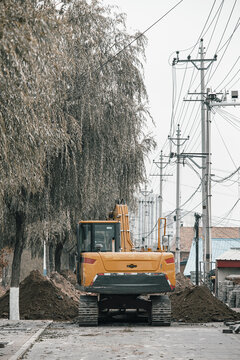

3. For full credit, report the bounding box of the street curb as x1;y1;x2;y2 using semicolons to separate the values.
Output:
9;320;53;360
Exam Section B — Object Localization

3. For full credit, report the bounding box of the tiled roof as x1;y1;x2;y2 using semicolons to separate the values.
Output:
170;227;240;252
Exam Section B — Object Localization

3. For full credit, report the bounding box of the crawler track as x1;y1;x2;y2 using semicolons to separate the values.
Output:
150;295;171;326
78;295;98;326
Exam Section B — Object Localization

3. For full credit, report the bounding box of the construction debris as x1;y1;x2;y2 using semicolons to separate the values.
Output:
222;321;240;334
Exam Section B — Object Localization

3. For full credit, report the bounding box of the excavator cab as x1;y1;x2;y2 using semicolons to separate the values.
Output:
77;221;121;253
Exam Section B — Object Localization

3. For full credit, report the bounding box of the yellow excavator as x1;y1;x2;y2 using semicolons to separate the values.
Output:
76;203;175;325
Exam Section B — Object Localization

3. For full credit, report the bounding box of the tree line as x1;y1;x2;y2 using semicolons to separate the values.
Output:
0;0;155;291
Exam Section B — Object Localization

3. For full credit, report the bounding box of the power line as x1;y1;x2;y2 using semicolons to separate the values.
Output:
216;0;237;52
201;0;224;40
229;74;240;90
213;198;240;226
83;0;185;79
213;117;238;169
217;17;240;53
206;0;238;84
216;108;240;132
190;0;218;55
218;64;240;90
215;56;240;90
205;0;225;53
212;165;240;183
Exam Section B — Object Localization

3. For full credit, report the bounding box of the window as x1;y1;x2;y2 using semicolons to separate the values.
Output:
94;224;115;252
80;224;91;252
79;222;120;252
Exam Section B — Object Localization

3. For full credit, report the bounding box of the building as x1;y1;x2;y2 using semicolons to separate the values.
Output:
216;248;240;307
170;227;240;274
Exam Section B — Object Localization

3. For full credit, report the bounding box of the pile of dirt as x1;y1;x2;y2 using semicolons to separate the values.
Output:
0;270;78;320
175;272;194;291
60;269;78;287
50;271;82;302
170;285;240;323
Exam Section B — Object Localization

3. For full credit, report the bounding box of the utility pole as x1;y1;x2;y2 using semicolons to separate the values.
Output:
205;89;212;275
139;184;153;248
200;39;207;268
169;124;189;273
194;213;201;285
173;39;217;279
205;90;240;274
151;151;172;247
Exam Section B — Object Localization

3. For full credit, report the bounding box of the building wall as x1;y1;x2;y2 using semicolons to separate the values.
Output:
217;267;240;283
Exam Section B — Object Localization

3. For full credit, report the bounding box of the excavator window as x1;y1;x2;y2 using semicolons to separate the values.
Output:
80;224;91;252
94;224;114;251
78;222;120;252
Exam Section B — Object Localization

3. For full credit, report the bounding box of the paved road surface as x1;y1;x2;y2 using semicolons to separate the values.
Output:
23;322;240;360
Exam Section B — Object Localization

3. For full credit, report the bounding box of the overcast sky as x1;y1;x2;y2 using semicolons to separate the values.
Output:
103;0;240;228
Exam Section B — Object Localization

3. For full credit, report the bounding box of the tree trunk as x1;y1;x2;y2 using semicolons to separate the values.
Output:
10;211;25;320
45;243;50;276
69;252;75;271
49;243;55;273
55;243;63;273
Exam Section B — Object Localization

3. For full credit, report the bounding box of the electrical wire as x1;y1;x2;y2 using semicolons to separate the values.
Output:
213;198;240;226
217;17;240;53
216;108;240;132
212;165;240;183
205;0;225;53
216;0;237;52
213;117;238;169
215;56;240;90
168;1;220;155
182;102;200;139
84;0;185;79
218;65;240;90
201;0;224;40
187;1;224;92
229;74;240;90
206;0;238;84
190;0;218;55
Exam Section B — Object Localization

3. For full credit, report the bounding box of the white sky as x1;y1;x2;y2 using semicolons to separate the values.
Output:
103;0;240;228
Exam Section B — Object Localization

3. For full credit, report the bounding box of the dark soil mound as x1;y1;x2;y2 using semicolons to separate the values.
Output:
0;270;78;320
171;285;240;323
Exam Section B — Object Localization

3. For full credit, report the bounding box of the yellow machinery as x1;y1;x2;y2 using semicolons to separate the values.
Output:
76;203;175;325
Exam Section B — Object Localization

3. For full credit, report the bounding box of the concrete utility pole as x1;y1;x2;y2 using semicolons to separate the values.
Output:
200;39;207;267
151;151;172;246
169;125;189;273
172;39;217;278
205;89;212;275
205;90;240;274
139;184;153;248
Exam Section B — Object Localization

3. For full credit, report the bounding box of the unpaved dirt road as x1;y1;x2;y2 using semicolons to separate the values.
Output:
23;321;240;360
